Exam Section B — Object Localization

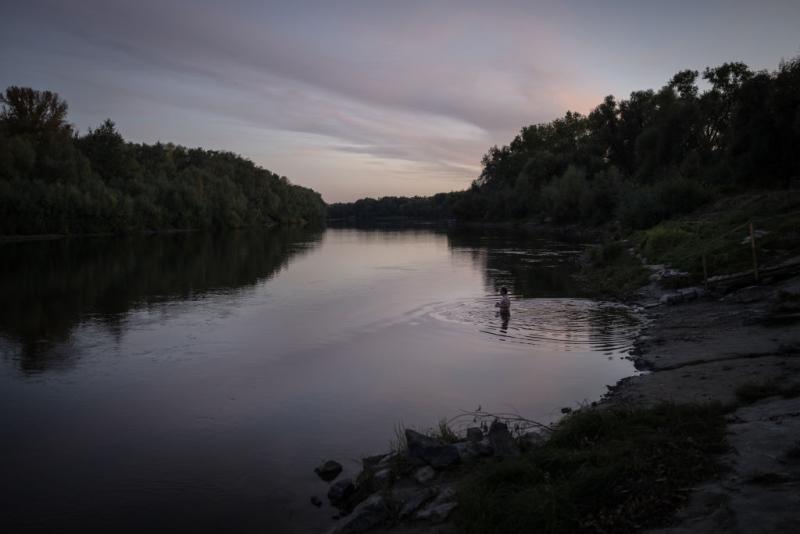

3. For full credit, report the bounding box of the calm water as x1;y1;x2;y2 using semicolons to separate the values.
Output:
0;227;640;533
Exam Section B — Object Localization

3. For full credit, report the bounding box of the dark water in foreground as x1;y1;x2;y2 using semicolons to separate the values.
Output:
0;227;641;533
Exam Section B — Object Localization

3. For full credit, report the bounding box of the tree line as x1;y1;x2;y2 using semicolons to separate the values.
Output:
0;87;326;235
330;56;800;229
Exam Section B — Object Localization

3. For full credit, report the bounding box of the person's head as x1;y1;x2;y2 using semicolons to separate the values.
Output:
500;287;508;295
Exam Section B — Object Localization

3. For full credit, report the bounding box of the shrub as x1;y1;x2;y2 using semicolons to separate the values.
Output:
640;226;696;260
456;404;727;534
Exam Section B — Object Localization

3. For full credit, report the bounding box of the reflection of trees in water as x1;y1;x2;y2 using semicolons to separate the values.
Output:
445;229;583;297
0;228;322;374
446;228;641;352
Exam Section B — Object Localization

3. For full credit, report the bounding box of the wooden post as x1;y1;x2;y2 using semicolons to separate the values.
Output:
702;254;709;289
749;221;759;282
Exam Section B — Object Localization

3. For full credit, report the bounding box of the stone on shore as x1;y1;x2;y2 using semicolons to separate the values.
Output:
415;487;458;523
488;421;519;457
413;465;436;484
372;468;393;489
391;486;437;519
361;454;387;471
328;494;389;534
466;427;483;442
327;478;356;505
315;459;344;482
405;429;460;468
454;440;486;463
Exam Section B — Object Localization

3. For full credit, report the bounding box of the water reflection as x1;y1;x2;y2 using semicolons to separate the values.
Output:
0;225;641;534
445;228;586;297
0;228;322;374
431;298;639;354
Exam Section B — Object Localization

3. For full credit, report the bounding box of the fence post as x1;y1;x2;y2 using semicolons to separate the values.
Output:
749;221;759;282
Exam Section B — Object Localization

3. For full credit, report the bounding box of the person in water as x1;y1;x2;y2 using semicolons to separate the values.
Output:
495;286;511;312
495;286;511;332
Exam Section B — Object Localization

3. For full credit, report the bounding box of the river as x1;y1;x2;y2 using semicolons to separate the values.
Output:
0;226;641;533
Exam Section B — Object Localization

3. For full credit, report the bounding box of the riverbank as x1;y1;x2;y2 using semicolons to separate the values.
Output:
312;269;799;534
311;202;800;533
608;272;800;533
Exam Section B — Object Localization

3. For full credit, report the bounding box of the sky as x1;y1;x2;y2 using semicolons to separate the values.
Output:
1;1;799;202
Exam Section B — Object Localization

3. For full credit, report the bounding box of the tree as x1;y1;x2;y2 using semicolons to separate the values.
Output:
0;86;71;137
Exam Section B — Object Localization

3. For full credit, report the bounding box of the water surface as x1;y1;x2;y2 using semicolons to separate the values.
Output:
0;227;640;533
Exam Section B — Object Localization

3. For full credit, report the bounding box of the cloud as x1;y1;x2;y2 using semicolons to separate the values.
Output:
3;0;798;201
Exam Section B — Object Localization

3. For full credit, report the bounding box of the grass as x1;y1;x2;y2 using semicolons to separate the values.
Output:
455;403;727;534
580;240;650;298
735;381;800;404
385;418;460;474
633;192;800;280
434;418;460;444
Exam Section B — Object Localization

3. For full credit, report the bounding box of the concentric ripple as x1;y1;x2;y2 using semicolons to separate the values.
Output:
430;297;641;354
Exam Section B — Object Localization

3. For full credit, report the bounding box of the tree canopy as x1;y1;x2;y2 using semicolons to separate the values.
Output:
0;87;326;235
331;56;800;229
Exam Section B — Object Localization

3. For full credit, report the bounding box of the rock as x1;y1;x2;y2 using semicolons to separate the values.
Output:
488;421;519;457
475;437;494;456
376;453;396;469
327;478;355;505
315;460;344;482
311;496;323;507
405;429;460;469
660;287;706;305
466;427;483;442
660;292;682;305
390;486;436;519
454;440;483;463
417;502;458;523
361;454;387;471
328;494;389;534
372;468;393;488
415;487;458;523
413;465;436;484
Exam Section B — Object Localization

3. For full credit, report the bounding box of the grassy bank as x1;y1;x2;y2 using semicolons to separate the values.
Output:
632;192;800;281
578;191;800;298
455;404;727;534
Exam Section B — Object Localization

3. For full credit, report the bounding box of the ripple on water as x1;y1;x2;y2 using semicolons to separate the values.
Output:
430;297;641;354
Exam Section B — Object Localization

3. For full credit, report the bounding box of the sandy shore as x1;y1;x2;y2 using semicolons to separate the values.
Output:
609;273;800;533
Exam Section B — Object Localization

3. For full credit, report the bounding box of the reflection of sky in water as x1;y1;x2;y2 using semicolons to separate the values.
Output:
0;228;641;534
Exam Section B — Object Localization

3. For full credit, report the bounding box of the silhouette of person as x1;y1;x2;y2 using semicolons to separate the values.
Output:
499;309;510;332
495;286;511;332
495;286;510;312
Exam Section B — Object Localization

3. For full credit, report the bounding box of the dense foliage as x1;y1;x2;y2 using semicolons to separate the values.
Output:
0;87;326;235
331;57;800;229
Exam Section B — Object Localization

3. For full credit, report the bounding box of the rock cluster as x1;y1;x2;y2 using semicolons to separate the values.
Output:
315;422;548;533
